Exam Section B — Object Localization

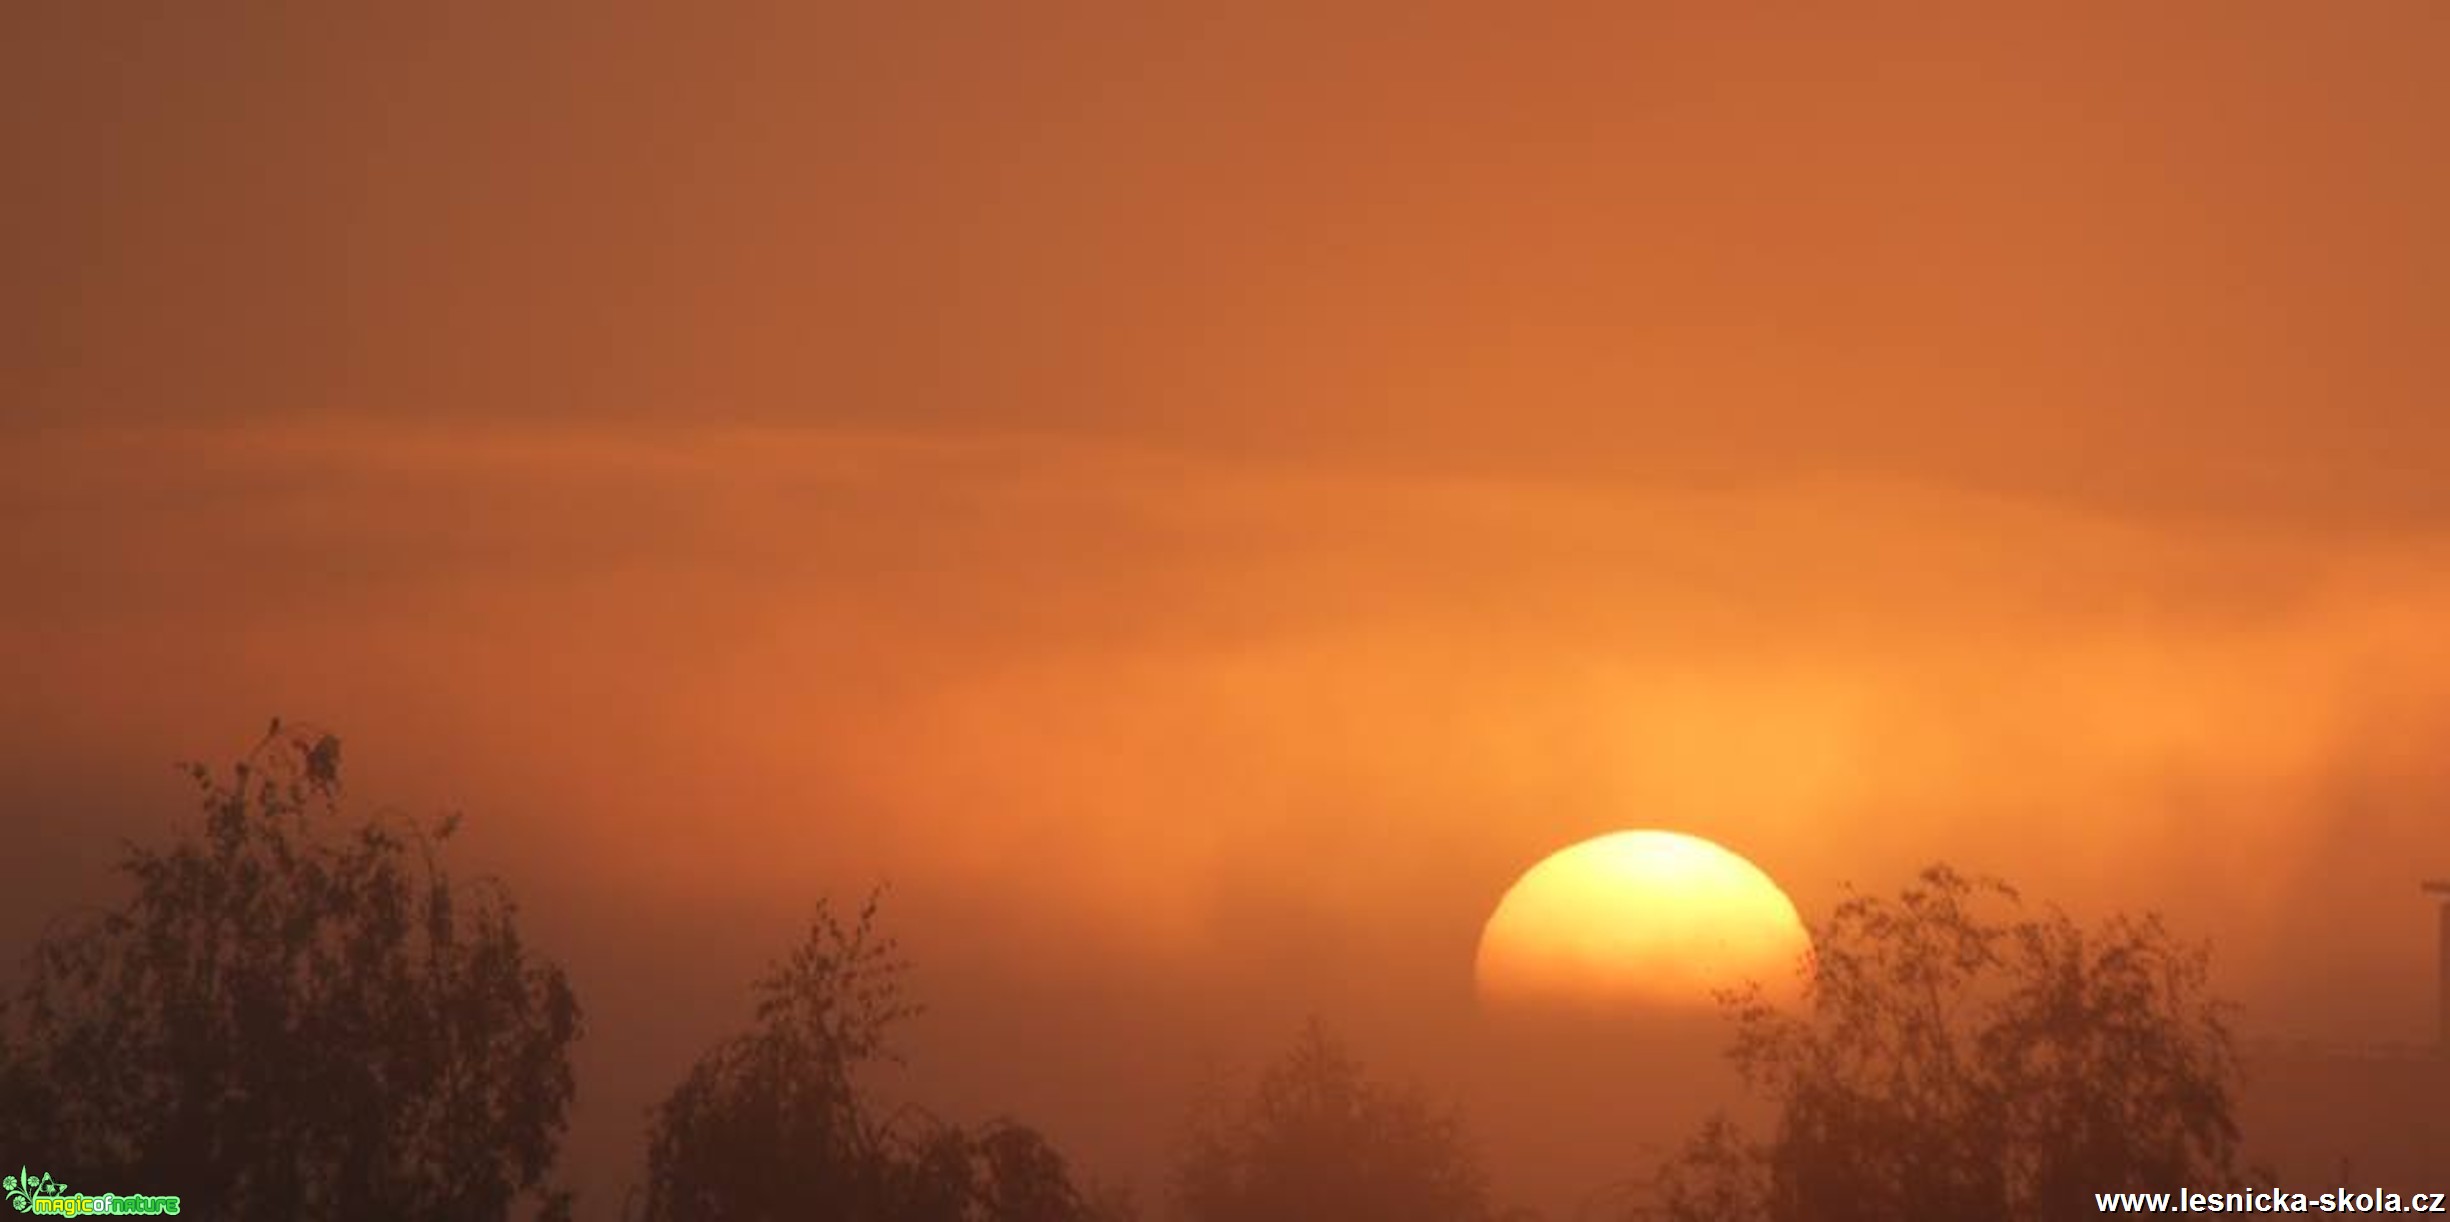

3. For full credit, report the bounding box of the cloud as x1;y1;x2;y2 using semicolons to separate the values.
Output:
11;421;2450;963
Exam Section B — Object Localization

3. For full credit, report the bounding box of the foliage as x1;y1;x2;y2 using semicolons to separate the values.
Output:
641;895;1121;1222
1658;865;2252;1222
0;721;582;1221
1173;1021;1496;1222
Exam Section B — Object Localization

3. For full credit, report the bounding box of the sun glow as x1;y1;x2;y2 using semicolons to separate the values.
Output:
1475;829;1810;1013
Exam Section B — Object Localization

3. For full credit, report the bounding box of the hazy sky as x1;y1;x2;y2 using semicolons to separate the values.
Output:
8;4;2450;1215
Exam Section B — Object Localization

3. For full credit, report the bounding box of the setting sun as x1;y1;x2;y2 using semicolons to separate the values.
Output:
1476;830;1810;1014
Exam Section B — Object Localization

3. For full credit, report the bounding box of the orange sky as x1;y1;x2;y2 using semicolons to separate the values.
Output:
7;5;2450;1215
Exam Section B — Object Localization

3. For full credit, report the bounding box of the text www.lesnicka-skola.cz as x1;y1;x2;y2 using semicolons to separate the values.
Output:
2096;1188;2449;1213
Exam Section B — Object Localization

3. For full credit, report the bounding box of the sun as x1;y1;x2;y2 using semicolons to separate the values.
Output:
1476;829;1810;1014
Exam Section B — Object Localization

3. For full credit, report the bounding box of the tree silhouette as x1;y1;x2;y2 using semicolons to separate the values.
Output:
1657;865;2252;1222
1172;1021;1497;1222
0;721;582;1220
640;894;1120;1222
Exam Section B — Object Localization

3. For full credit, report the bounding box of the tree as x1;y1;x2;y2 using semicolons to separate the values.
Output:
1658;865;2252;1222
0;721;582;1220
1173;1021;1497;1222
640;894;1120;1222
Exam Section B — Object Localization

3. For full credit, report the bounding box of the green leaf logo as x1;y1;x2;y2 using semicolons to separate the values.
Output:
5;1167;64;1213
